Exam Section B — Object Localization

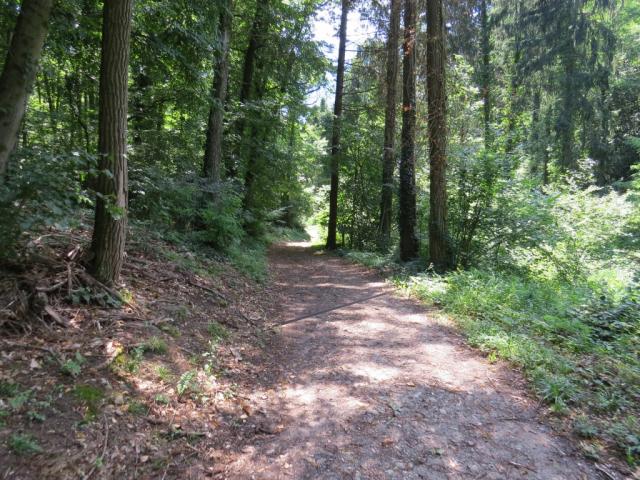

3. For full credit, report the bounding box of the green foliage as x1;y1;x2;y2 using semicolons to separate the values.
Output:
141;337;169;355
0;408;9;427
207;321;229;343
8;433;42;456
73;384;105;419
154;393;170;405
176;370;198;397
127;400;149;416
154;365;174;382
60;353;86;378
0;150;95;256
112;348;144;375
70;287;121;308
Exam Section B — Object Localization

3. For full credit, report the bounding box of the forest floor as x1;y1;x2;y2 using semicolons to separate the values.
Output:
0;235;629;479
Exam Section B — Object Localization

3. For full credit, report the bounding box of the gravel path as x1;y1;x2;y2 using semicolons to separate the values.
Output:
224;242;599;479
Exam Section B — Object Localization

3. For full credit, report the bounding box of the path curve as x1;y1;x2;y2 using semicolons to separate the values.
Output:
225;242;599;479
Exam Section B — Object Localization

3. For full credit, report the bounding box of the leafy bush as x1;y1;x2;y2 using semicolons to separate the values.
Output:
0;148;96;256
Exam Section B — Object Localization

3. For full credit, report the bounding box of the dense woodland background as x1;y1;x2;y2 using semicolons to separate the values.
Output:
0;0;639;468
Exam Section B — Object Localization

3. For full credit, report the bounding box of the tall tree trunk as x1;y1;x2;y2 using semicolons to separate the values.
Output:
479;0;492;149
229;0;267;178
504;0;522;159
203;0;232;182
90;0;133;286
326;0;348;251
242;55;267;212
378;0;401;252
398;0;418;261
530;87;542;176
427;0;449;270
559;46;577;171
0;0;53;178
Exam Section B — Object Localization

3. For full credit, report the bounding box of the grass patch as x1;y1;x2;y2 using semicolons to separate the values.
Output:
127;400;149;416
154;393;170;405
142;336;168;355
73;384;105;419
154;365;174;382
9;434;42;455
341;250;398;272
228;241;267;282
111;348;144;375
207;321;230;343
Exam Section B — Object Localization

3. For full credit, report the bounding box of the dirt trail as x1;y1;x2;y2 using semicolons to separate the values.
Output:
223;242;599;479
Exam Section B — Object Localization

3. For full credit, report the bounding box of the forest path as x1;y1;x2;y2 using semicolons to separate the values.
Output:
222;242;599;479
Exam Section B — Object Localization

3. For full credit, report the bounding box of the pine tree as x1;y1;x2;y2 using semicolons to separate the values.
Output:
378;0;401;252
427;0;450;270
398;0;419;261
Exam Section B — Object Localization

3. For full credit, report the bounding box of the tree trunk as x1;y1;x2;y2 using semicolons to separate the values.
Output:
398;0;418;261
378;0;401;252
90;0;133;286
203;0;232;182
326;0;348;251
0;0;53;178
229;0;267;178
479;0;492;149
427;0;449;270
559;46;577;171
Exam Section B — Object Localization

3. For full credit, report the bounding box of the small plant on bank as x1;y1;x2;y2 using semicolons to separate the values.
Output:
9;433;42;455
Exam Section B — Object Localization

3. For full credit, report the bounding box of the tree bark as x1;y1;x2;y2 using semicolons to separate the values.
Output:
326;0;349;251
378;0;401;252
90;0;133;286
228;0;268;178
398;0;418;261
203;0;232;182
559;45;577;171
427;0;450;270
479;0;492;150
0;0;53;178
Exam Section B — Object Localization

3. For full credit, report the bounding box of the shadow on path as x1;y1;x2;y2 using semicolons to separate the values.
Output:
222;242;599;480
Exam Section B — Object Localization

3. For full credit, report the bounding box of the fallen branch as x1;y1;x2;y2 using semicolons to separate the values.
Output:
2;340;63;365
36;280;66;294
508;461;536;473
44;305;70;328
77;272;124;304
594;464;617;480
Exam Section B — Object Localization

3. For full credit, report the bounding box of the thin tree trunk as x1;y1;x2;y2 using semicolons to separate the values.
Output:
229;0;267;178
90;0;133;286
326;0;349;251
203;0;232;182
530;87;542;176
427;0;449;270
480;0;492;149
0;0;53;178
378;0;401;252
398;0;418;261
559;46;577;171
242;55;267;212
